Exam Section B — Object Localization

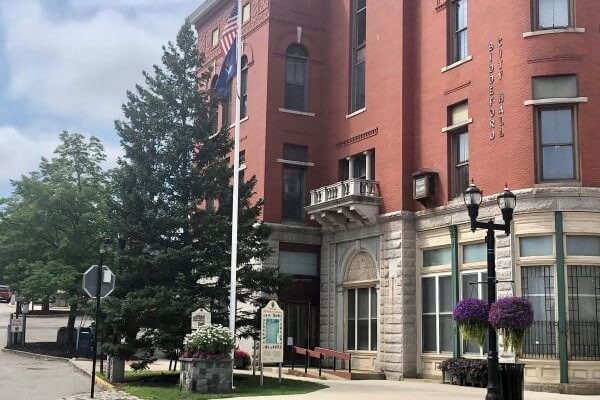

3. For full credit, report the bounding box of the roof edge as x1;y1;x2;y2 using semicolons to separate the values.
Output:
186;0;227;25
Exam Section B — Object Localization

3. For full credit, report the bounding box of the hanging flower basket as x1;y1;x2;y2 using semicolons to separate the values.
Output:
488;297;534;354
453;298;489;346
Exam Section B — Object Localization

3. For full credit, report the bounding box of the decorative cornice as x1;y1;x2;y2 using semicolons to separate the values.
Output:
336;127;378;149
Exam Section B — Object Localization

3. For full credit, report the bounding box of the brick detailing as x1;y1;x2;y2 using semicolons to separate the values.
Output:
335;127;379;149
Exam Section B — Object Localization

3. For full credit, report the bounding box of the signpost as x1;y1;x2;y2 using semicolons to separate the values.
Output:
260;300;284;385
83;264;115;398
191;308;211;331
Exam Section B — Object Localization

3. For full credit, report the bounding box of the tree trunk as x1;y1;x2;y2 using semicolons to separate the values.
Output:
42;298;50;313
67;302;78;345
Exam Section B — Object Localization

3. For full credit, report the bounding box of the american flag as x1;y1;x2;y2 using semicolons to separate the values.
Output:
220;3;238;55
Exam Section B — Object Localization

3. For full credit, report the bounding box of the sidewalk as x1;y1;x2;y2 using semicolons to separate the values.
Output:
68;358;600;400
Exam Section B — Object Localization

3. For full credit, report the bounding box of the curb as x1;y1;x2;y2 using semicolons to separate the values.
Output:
2;347;70;362
25;313;71;318
68;359;116;390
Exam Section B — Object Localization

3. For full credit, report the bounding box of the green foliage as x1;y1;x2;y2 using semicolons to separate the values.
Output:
121;375;326;400
0;132;110;328
102;22;280;358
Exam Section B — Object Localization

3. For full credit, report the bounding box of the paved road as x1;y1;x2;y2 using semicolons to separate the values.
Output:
0;303;93;399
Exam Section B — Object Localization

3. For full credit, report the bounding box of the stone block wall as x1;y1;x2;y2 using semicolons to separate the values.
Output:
180;358;233;393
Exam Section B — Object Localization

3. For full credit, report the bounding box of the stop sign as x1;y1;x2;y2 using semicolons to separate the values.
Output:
83;265;116;298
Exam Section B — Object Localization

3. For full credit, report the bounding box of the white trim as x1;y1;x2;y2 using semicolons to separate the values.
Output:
524;97;588;106
441;55;473;73
346;107;367;119
523;27;585;38
239;163;247;171
276;158;315;167
228;115;249;129
278;108;316;117
441;118;473;133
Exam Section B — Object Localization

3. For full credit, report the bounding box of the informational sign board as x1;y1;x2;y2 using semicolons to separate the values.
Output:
191;308;211;330
10;318;23;333
83;265;116;298
260;300;284;364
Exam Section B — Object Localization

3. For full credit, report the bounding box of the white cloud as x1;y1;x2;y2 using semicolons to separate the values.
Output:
0;0;197;126
0;126;58;184
0;125;121;189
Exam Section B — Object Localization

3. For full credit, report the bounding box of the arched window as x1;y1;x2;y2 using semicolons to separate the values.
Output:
240;56;248;119
222;78;233;128
285;44;309;111
209;75;219;133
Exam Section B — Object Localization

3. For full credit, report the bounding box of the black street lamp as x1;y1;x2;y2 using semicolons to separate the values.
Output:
90;237;112;399
463;182;516;400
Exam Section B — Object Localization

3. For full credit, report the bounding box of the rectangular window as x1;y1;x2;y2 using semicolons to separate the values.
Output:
279;251;318;277
449;0;468;63
240;58;248;119
463;242;486;264
222;79;233;128
242;3;251;24
282;165;306;222
567;266;600;359
532;75;578;182
347;287;377;351
519;236;553;257
283;144;308;162
350;0;366;112
461;271;488;354
567;236;600;257
535;0;571;30
451;131;469;199
448;102;469;199
423;247;452;267
422;275;453;353
538;107;575;181
285;52;308;111
212;28;219;48
521;265;558;358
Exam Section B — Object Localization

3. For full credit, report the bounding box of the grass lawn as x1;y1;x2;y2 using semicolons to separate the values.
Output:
119;374;326;400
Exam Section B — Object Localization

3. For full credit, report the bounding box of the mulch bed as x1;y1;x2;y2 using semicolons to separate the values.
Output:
7;342;84;358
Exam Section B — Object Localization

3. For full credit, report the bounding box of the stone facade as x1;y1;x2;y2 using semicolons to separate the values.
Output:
180;358;232;393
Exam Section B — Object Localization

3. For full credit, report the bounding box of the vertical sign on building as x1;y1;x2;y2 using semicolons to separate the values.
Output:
488;37;506;140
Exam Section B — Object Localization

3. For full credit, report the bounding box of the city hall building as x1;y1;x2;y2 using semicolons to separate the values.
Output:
188;0;600;392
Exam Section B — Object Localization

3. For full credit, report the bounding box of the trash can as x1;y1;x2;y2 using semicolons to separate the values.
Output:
499;363;524;400
76;327;94;358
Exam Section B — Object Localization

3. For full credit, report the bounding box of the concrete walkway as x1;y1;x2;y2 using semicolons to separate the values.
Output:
68;357;600;400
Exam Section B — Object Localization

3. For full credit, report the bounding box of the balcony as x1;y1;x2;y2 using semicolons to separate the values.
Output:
306;178;381;230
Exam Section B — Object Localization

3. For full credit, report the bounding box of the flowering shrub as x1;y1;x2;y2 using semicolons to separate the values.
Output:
234;348;251;369
488;297;534;354
181;325;235;359
453;298;489;346
438;358;487;386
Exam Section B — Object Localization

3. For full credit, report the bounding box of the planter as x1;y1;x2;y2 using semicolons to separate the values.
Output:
180;357;233;393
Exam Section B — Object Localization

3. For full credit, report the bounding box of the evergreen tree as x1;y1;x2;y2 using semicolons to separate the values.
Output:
104;23;279;359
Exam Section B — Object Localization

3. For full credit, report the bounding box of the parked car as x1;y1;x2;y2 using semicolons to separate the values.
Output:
0;285;12;303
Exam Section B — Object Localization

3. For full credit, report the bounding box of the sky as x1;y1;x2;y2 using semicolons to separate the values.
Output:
0;0;204;197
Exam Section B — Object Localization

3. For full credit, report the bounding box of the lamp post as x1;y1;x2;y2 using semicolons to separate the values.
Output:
463;182;516;400
90;237;112;399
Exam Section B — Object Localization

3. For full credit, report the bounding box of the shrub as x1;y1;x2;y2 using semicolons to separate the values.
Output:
181;325;235;359
438;357;487;385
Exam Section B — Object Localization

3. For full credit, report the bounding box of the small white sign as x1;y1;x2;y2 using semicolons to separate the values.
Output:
10;318;23;333
260;300;284;364
287;337;294;346
191;308;211;330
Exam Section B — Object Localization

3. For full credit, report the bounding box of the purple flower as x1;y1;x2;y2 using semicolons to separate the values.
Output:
488;297;533;330
453;298;489;324
488;297;534;354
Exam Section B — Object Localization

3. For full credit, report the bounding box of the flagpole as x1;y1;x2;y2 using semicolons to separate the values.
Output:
229;0;243;384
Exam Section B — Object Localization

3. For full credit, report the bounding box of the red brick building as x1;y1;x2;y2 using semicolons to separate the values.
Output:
189;0;600;391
